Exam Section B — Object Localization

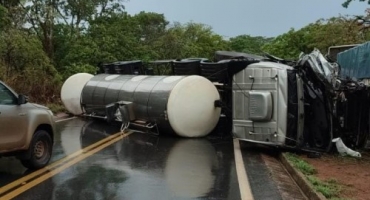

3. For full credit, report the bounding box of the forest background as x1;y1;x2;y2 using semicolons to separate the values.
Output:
0;0;369;111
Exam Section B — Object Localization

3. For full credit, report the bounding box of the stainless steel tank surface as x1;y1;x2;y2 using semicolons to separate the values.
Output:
61;73;222;137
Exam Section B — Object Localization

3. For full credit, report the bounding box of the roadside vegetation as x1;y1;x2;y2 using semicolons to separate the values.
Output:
285;153;346;200
0;1;369;112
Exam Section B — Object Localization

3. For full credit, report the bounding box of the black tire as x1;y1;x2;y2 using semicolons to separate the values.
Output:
21;130;52;169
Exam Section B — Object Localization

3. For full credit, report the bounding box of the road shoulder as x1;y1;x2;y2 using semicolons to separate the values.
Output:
279;153;326;200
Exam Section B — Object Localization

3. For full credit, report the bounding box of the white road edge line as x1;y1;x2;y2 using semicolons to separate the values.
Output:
55;116;77;123
234;138;254;200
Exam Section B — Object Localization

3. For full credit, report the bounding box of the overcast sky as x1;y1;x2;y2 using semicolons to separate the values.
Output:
125;0;367;38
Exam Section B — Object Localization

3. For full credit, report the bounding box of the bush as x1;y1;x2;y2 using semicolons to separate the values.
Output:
61;63;98;80
0;29;62;104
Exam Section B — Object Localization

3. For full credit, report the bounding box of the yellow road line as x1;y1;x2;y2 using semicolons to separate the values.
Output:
0;131;132;200
0;131;125;196
233;139;254;200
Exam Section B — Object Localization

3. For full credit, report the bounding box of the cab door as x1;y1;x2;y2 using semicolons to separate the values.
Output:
0;83;28;152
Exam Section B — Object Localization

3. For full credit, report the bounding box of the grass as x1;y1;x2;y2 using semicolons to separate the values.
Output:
285;152;344;199
285;152;316;175
45;103;67;114
307;176;341;199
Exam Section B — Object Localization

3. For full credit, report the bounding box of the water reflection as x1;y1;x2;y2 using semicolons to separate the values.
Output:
57;118;122;160
49;120;127;200
80;120;126;162
78;120;235;200
0;159;28;187
164;139;218;198
80;120;122;147
60;119;85;156
51;165;127;200
17;119;236;200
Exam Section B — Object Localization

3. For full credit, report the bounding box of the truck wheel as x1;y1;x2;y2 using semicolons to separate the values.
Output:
21;130;52;169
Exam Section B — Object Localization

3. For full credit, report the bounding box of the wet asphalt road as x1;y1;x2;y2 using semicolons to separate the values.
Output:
0;118;305;200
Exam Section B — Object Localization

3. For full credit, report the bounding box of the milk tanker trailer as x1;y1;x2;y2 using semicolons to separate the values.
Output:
60;50;370;152
61;74;222;138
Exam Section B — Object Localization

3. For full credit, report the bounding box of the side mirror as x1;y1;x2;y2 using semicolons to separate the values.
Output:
18;94;28;105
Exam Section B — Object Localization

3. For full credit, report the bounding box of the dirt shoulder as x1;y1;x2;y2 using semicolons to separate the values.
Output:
298;151;370;200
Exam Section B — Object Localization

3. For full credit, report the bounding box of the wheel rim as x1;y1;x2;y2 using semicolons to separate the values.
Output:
34;140;46;158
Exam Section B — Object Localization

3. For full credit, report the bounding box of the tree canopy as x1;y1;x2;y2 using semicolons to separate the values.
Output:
0;1;230;104
229;35;273;55
261;15;368;59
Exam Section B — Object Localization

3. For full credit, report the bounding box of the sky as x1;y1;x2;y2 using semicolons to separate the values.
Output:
124;0;367;38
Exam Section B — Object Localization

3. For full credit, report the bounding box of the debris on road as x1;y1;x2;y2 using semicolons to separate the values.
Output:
332;137;361;158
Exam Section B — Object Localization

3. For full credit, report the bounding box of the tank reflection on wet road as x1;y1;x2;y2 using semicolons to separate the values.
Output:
0;118;241;200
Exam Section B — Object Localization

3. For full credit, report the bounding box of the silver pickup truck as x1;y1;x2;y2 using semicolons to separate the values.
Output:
0;81;55;169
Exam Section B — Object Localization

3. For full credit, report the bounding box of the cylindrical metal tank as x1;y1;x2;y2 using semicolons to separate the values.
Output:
61;73;221;137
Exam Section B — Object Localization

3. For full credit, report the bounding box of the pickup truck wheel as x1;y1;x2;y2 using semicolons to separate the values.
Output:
21;130;52;169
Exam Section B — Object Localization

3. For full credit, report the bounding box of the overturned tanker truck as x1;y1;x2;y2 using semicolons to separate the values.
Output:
61;49;370;152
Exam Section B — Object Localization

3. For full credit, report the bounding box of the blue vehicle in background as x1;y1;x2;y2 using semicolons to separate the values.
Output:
335;42;370;81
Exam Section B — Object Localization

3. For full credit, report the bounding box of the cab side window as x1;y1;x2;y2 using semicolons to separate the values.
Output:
0;83;17;105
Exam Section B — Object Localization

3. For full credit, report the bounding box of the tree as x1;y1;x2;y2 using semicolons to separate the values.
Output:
0;5;9;30
0;0;22;8
261;29;305;59
0;1;25;29
342;0;370;8
19;0;126;60
0;1;231;104
56;0;126;35
154;22;230;59
80;14;229;65
21;0;57;59
85;13;142;62
229;35;273;55
303;16;363;51
133;11;168;41
262;15;366;59
0;28;60;102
